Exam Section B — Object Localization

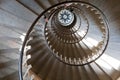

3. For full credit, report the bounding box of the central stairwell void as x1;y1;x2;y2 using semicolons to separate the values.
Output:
18;1;120;80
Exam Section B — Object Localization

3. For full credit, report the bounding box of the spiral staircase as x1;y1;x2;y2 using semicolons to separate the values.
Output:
0;0;120;80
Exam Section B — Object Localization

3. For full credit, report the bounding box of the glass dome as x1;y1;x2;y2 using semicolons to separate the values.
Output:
58;9;74;26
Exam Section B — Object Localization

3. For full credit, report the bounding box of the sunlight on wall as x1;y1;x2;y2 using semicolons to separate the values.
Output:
117;77;120;80
101;54;120;71
86;37;99;46
96;54;120;71
82;37;99;49
82;38;93;48
96;57;112;70
77;30;86;37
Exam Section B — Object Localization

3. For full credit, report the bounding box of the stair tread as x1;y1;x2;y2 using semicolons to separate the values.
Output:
0;8;31;32
1;71;19;80
0;67;17;78
0;59;18;69
0;0;37;22
17;0;43;15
